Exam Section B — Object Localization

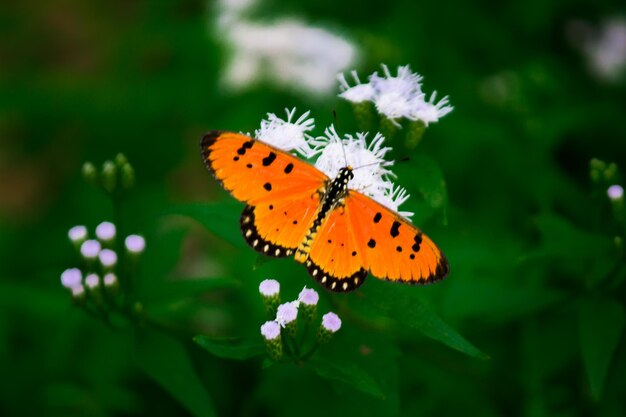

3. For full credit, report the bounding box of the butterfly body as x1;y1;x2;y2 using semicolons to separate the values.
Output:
201;131;448;292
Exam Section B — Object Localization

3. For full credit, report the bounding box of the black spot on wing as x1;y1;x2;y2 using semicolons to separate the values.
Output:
411;233;423;252
367;239;376;248
262;152;277;166
263;182;272;191
373;212;382;223
284;163;294;174
390;221;401;238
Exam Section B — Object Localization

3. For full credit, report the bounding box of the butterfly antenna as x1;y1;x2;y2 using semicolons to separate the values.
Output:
353;160;383;171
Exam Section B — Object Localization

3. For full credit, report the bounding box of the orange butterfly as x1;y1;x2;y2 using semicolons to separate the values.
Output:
201;131;449;292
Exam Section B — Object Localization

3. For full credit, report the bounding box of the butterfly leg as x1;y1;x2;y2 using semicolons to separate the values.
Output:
240;205;293;258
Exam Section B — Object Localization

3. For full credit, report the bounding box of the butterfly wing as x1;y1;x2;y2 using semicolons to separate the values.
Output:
201;131;328;255
307;190;449;292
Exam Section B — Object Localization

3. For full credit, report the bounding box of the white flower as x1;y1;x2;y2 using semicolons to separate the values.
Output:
339;64;453;126
370;64;425;124
310;126;412;217
98;249;117;268
260;320;281;340
85;273;100;289
338;70;375;103
220;19;358;97
95;221;116;241
298;286;319;306
125;235;145;254
321;312;342;333
608;184;624;200
80;240;101;259
376;185;414;219
61;268;82;289
68;225;87;243
255;108;316;158
409;91;454;126
275;301;299;327
259;279;280;297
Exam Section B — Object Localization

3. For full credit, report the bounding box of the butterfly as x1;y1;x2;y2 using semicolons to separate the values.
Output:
200;131;449;292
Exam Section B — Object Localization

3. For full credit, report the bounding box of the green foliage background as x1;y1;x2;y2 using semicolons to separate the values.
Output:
1;0;626;416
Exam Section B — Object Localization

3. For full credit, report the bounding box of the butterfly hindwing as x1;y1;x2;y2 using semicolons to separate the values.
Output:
306;204;368;292
345;191;449;283
202;131;327;256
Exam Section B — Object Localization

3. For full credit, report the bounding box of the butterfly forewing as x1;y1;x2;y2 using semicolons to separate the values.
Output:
202;131;327;253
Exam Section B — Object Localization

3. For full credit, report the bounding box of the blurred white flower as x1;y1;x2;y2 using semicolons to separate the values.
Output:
98;249;118;268
80;240;101;259
608;184;624;200
567;17;626;82
68;225;87;243
125;235;145;254
61;268;82;289
95;221;116;241
85;273;100;290
220;18;358;97
103;272;118;287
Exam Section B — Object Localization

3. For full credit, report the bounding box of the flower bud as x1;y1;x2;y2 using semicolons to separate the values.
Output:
101;160;117;193
103;272;119;295
298;286;319;323
125;234;145;254
82;162;98;185
61;268;82;289
276;301;299;336
68;225;88;247
115;153;128;167
259;279;280;317
260;321;283;361
318;312;341;344
80;239;101;260
95;221;116;246
120;163;135;189
98;249;117;270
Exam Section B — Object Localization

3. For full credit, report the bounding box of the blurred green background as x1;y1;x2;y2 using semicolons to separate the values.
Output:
2;0;626;416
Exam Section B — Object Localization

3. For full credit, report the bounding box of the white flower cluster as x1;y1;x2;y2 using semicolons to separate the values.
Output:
61;221;146;298
254;109;413;217
339;64;453;126
259;282;340;341
214;0;358;96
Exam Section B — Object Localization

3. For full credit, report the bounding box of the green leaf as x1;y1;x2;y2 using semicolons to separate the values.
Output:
310;358;385;399
394;155;448;225
578;297;626;400
165;202;245;248
193;335;264;360
136;330;216;417
141;277;240;303
361;281;488;359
